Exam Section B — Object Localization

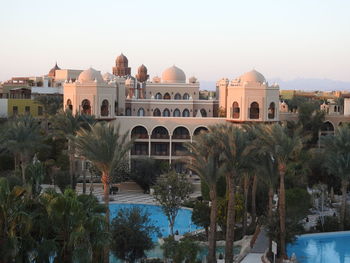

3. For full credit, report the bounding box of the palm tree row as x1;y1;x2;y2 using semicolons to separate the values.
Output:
186;123;302;262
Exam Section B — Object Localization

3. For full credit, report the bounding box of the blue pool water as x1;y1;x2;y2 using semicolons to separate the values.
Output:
287;231;350;263
109;203;199;241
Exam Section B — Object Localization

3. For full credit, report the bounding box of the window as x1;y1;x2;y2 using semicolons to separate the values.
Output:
125;108;131;116
137;108;145;116
13;106;18;115
81;99;91;115
66;99;73;111
249;102;259;119
200;109;207;117
101;99;109;117
174;93;181;100
38;106;43;116
183;93;190;100
268;102;275;119
155;93;162;99
163;108;170;117
25;106;30;114
182;109;190;117
232;102;240;119
164;93;171;100
153;108;161;116
173;108;181;117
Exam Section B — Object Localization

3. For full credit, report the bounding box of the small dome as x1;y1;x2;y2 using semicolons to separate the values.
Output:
239;69;266;84
116;53;128;64
48;62;61;77
162;65;186;83
103;72;115;81
152;76;161;83
138;64;147;72
78;68;104;83
189;76;197;83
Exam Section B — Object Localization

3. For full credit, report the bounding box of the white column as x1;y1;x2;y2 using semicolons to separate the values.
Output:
169;134;172;165
148;134;151;157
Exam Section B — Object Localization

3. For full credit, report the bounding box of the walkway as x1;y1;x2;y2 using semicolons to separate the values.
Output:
240;228;269;263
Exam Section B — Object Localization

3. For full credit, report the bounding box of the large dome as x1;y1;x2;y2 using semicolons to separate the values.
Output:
78;68;104;83
239;69;266;83
162;65;186;83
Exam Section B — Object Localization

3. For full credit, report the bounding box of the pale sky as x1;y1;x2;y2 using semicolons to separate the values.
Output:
0;0;349;83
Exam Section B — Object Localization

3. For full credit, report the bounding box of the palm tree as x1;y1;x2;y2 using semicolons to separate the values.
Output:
210;124;251;263
51;110;96;189
257;123;302;259
185;132;225;263
322;125;350;230
4;115;44;184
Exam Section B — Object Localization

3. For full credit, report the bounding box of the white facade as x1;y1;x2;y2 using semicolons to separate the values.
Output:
0;99;8;118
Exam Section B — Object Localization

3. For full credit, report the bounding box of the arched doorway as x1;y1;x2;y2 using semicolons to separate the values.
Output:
183;93;190;100
137;108;145;116
163;108;170;117
164;93;171;100
173;108;181;117
232;102;240;119
81;99;91;115
268;102;275;119
194;126;208;136
100;99;109;116
155;93;162;100
66;99;73;111
182;109;190;117
174;93;181;100
320;121;335;136
249;102;259;119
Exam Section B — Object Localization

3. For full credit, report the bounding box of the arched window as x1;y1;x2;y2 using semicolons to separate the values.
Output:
194;126;208;136
182;109;190;117
173;108;181;117
232;102;240;119
200;109;207;117
249;102;259;119
151;126;169;139
125;108;131;116
100;99;109;116
268;102;275;119
153;108;161;116
320;121;335;136
183;93;190;100
131;126;149;139
164;93;171;100
81;99;91;115
155;93;162;100
163;108;170;117
137;108;145;116
173;126;190;139
174;93;181;100
66;99;73;111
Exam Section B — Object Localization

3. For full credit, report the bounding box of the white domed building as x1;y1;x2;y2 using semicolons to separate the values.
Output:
217;69;280;122
63;67;116;118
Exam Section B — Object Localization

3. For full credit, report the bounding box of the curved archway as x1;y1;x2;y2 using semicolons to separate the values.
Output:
163;108;170;117
200;109;207;117
193;126;208;136
66;99;73;111
182;109;190;117
249;102;259;119
125;108;131;116
232;101;240;119
131;125;149;139
174;93;181;100
137;108;145;116
321;121;335;136
100;99;109;116
81;99;91;115
151;126;169;139
173;108;181;117
268;102;275;119
155;93;162;100
173;126;190;139
153;108;161;117
164;93;171;100
183;93;190;100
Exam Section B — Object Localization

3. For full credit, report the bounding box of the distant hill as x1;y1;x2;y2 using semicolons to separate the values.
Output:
200;79;350;92
268;78;350;91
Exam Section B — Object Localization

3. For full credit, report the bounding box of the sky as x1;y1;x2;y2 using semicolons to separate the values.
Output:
0;0;350;85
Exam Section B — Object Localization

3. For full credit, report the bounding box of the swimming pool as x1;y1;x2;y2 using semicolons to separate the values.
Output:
109;203;199;241
287;231;350;263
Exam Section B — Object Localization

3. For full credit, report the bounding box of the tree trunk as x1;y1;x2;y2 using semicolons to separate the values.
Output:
102;171;110;263
340;179;348;231
268;186;274;256
68;139;75;189
83;163;86;194
225;174;236;263
251;175;258;228
20;154;26;184
278;164;287;259
243;175;249;237
208;187;217;263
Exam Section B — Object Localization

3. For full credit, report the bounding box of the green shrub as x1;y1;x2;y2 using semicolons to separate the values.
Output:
316;216;339;232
